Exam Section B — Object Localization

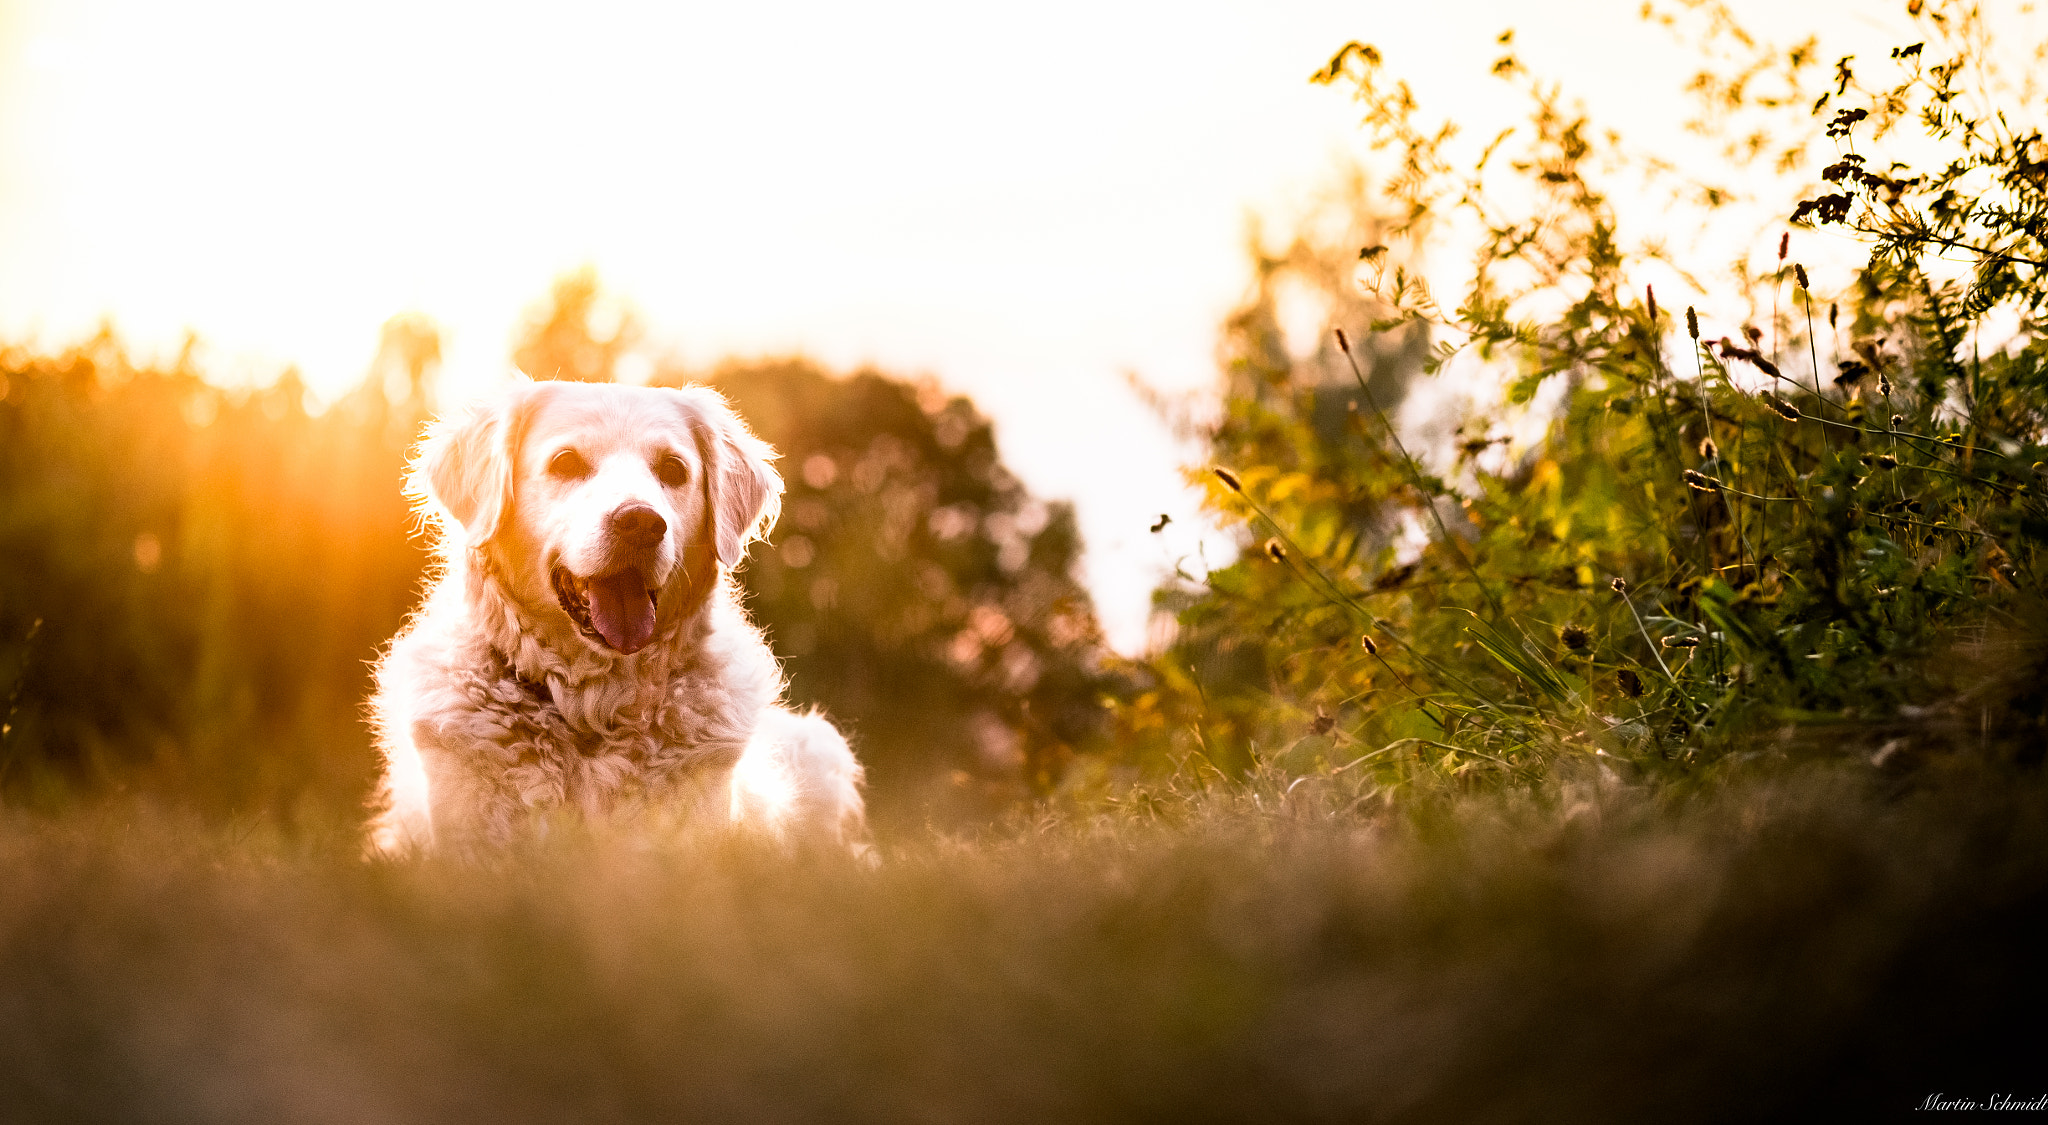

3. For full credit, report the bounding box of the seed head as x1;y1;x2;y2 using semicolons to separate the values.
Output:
1893;414;1908;430
1795;263;1809;290
1744;324;1763;344
1334;328;1351;354
1213;467;1242;493
1830;302;1839;328
1763;394;1801;422
1777;232;1790;261
1360;634;1379;655
1646;285;1658;323
1616;668;1644;698
1264;537;1287;562
1686;306;1700;340
1683;469;1724;493
1698;436;1719;460
1560;624;1592;652
1663;635;1702;649
1876;453;1898;469
1610;576;1629;595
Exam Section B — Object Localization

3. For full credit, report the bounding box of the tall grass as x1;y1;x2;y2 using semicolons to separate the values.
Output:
3;762;2042;1122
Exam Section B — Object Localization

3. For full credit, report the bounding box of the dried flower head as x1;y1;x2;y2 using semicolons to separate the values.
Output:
1686;306;1700;340
1334;327;1351;354
1360;634;1379;655
1830;302;1839;329
1778;232;1790;261
1795;263;1809;290
1616;668;1644;698
1560;624;1592;652
1893;414;1908;430
1683;469;1724;493
1264;537;1287;562
1610;577;1628;595
1744;324;1763;344
1762;394;1801;422
1646;285;1658;323
1663;635;1703;649
1213;467;1242;493
1876;453;1899;470
1698;436;1719;460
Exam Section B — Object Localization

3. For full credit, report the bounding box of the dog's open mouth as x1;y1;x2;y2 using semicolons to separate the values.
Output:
551;565;659;654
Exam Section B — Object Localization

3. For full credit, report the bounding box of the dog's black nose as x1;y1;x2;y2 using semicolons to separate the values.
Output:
609;503;667;547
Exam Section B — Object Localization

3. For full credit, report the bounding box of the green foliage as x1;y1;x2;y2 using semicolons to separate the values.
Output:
1794;3;2048;320
1131;0;2048;793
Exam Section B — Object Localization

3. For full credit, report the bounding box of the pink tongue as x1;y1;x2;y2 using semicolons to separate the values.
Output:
588;569;656;654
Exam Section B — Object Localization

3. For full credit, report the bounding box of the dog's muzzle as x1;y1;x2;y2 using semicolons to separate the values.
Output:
546;503;673;655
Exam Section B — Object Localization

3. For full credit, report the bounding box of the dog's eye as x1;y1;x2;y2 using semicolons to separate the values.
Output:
655;453;690;488
548;449;590;479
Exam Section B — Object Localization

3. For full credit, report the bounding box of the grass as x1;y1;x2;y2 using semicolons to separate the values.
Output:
6;11;2048;1121
4;760;2044;1123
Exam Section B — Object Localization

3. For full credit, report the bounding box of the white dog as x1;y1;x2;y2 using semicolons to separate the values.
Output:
367;376;866;855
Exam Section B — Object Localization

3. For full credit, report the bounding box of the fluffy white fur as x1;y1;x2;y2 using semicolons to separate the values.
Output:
367;377;866;855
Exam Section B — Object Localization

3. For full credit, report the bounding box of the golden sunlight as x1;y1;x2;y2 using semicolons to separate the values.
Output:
0;0;1909;649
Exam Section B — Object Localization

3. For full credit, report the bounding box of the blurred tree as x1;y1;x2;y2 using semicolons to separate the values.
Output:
675;359;1114;825
0;332;429;821
512;267;642;383
370;312;442;409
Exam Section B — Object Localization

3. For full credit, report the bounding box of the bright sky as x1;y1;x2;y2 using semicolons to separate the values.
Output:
0;0;1926;651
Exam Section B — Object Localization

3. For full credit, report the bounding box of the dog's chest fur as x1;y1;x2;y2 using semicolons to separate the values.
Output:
378;555;782;842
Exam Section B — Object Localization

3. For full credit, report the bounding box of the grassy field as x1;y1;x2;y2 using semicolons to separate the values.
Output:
7;9;2048;1121
4;762;2043;1124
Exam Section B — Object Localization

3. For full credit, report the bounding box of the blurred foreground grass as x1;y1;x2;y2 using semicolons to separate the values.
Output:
4;761;2043;1123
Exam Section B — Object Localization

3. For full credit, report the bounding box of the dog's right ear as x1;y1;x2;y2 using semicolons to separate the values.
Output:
410;380;534;549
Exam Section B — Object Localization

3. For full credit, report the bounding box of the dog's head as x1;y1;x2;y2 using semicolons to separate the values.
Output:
414;378;782;656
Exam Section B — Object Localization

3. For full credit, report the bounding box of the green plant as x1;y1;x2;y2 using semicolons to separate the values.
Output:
1129;0;2048;795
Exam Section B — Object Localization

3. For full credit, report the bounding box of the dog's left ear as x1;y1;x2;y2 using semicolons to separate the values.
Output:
410;377;536;550
671;387;784;569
